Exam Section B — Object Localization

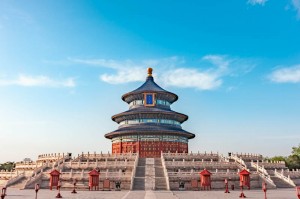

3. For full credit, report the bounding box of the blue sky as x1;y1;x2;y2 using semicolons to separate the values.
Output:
1;0;300;162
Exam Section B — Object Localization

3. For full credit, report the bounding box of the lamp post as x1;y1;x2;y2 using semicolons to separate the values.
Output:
262;181;267;199
239;180;246;198
71;179;77;194
35;183;40;199
55;181;62;198
1;187;6;199
224;178;230;193
229;177;234;190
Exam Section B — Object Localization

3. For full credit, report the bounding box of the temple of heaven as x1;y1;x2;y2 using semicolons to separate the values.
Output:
105;68;195;158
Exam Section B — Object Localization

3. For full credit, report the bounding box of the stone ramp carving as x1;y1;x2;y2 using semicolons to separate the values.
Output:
132;158;168;191
133;158;146;190
271;176;295;188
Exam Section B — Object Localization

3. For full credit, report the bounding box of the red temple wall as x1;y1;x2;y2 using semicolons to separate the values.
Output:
112;141;188;157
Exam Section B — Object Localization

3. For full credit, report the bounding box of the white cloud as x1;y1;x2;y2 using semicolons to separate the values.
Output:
269;65;300;83
101;67;146;84
160;55;229;90
202;55;229;71
248;0;268;5
70;57;185;85
71;55;251;90
70;58;147;84
292;0;300;18
161;68;222;90
0;74;76;87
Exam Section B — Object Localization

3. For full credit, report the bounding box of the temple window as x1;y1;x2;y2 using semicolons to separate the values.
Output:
129;98;171;107
119;118;181;127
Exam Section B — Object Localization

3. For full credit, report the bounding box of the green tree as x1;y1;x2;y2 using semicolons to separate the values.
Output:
286;154;300;170
285;143;300;169
291;144;300;156
266;144;300;170
267;156;286;162
0;162;15;171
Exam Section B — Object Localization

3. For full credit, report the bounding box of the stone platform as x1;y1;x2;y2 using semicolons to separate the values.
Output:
2;188;298;199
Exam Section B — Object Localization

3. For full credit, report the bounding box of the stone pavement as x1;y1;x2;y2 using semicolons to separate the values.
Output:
2;188;298;199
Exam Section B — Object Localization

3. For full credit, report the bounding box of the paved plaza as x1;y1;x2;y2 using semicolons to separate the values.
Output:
2;188;298;199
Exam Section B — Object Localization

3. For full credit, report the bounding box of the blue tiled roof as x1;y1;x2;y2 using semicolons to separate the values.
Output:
112;106;188;123
132;76;166;92
122;76;178;103
105;123;195;139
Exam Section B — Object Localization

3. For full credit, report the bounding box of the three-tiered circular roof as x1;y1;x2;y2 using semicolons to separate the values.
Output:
122;75;178;104
104;68;195;140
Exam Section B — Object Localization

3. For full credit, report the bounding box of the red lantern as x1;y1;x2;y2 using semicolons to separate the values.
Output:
89;169;100;191
49;169;61;190
199;169;212;190
239;169;251;190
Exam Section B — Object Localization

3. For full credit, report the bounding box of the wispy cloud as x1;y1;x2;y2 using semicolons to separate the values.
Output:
70;58;146;84
248;0;268;5
0;74;76;87
71;55;253;90
161;68;222;90
268;65;300;83
291;0;300;19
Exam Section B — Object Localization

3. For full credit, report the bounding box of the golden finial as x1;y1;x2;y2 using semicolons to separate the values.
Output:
147;67;153;76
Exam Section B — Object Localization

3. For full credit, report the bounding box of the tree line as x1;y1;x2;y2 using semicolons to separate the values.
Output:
0;162;15;172
266;144;300;170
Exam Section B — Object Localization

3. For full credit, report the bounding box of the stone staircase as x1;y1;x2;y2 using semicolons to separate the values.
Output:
245;162;257;172
132;158;146;190
8;176;27;189
132;158;168;191
270;176;295;188
154;158;167;190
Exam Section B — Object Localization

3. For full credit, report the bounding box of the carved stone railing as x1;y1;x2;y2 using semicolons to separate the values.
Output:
24;172;44;189
161;153;170;190
258;172;276;188
274;169;296;187
162;152;219;161
58;171;131;181
251;162;269;176
165;161;238;170
230;154;247;170
15;162;37;170
281;169;300;178
0;171;18;179
251;162;276;188
168;171;241;179
231;153;263;161
219;154;230;162
63;161;134;169
256;162;286;169
31;163;49;177
73;152;138;162
130;153;139;190
250;162;276;188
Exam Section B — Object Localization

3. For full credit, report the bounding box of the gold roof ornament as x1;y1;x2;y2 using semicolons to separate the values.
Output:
147;67;153;76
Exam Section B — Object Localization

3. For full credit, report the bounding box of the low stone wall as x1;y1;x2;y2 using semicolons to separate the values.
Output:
168;173;261;190
37;175;132;190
